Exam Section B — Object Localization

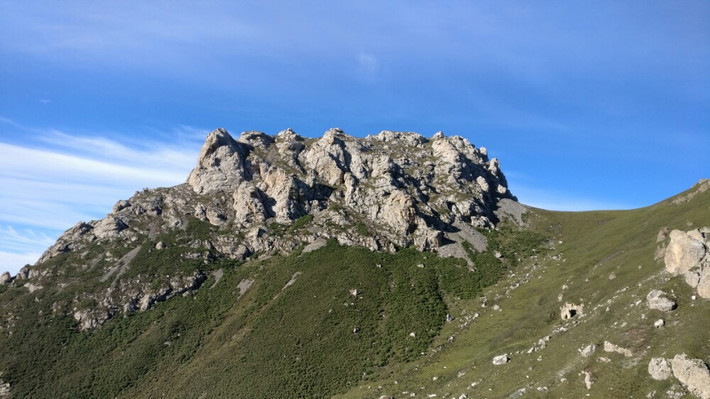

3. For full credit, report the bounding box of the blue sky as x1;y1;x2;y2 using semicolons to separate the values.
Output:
0;1;708;274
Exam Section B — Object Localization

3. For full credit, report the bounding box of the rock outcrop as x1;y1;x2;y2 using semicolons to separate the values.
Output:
603;341;633;357
37;128;516;266
648;357;672;380
560;302;583;319
662;228;710;298
10;127;519;331
492;354;510;365
670;354;710;399
647;289;677;312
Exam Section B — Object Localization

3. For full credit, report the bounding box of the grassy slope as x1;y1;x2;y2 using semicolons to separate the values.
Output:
0;182;707;398
336;181;709;398
0;227;541;399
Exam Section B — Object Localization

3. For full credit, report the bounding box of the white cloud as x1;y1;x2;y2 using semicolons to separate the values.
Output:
0;120;207;274
0;225;57;254
0;251;41;275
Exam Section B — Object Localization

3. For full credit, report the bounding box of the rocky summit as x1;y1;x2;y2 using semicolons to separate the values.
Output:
45;128;515;261
11;128;520;331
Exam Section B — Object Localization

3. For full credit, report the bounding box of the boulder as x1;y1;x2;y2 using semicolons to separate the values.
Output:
603;341;633;357
647;290;676;312
648;357;672;380
664;229;706;274
492;354;510;365
697;266;710;299
671;354;710;399
579;344;598;357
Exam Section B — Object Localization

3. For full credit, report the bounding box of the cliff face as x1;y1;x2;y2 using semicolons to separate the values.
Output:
40;127;517;262
185;127;516;250
8;128;520;330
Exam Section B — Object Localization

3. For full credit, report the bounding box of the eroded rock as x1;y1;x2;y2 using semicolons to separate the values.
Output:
649;357;672;381
647;290;677;312
492;354;510;365
662;228;710;299
671;354;710;399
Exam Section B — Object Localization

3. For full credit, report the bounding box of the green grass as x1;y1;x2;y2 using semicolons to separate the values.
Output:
1;182;708;399
0;237;515;398
335;182;710;399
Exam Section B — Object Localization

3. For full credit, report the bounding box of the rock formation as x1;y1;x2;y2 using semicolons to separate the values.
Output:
646;289;677;312
560;302;583;319
648;357;672;381
662;227;710;298
492;354;510;365
7;128;519;330
670;354;710;399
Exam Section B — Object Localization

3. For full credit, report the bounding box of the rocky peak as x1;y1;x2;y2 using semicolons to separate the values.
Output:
37;127;519;270
185;128;516;241
187;128;248;194
14;127;522;330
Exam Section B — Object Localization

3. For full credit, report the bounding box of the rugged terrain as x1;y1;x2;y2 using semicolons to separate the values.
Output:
0;128;708;398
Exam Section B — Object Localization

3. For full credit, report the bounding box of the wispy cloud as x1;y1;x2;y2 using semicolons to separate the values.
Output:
0;225;56;254
0;119;206;274
0;251;42;274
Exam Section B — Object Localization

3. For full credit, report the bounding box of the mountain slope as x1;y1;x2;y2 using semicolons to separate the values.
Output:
336;179;710;399
0;129;707;398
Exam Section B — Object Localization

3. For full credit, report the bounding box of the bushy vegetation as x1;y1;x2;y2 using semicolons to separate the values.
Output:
4;182;707;399
0;232;523;398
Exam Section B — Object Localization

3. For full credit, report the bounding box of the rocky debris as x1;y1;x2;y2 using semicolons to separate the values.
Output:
494;198;527;227
603;341;633;357
71;270;207;331
580;370;593;389
579;344;598;357
662;228;710;298
137;271;207;312
560;302;583;319
283;272;301;290
303;237;327;253
647;290;677;312
492;354;510;365
670;354;710;399
648;357;672;381
73;308;111;331
527;335;551;354
236;278;254;298
25;283;43;293
0;372;9;398
210;269;224;289
671;179;710;206
654;319;665;328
